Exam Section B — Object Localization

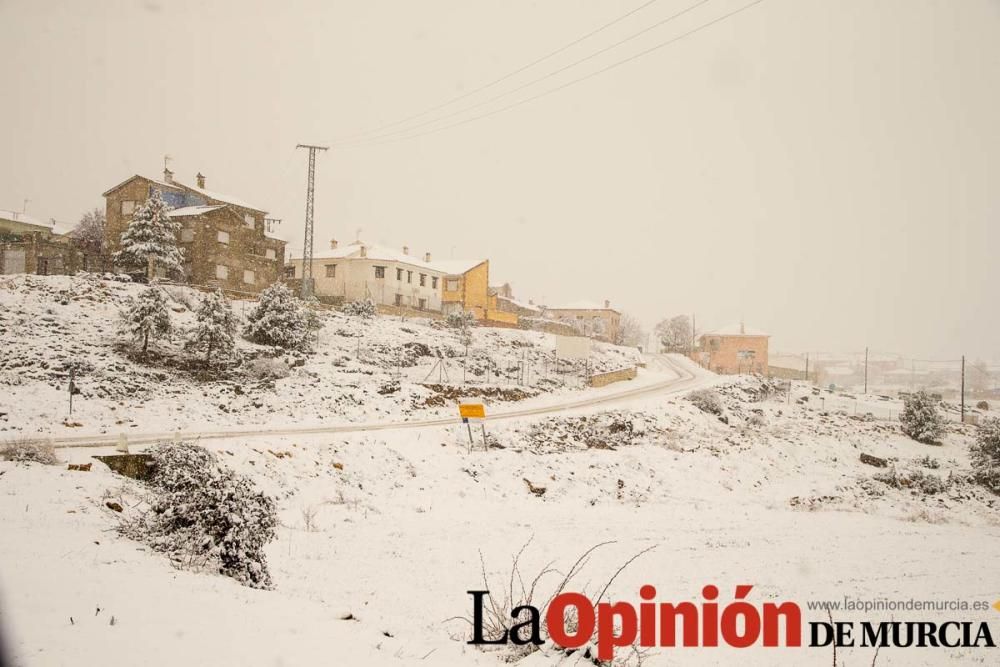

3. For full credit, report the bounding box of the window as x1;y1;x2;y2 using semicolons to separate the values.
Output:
265;248;276;260
325;264;337;278
396;268;403;281
374;265;385;279
394;294;403;306
244;214;255;229
418;298;427;310
216;265;229;280
446;279;460;291
217;230;230;244
284;265;296;279
419;273;426;287
407;270;412;284
432;276;438;289
121;200;135;215
181;228;195;242
243;269;255;285
737;350;756;360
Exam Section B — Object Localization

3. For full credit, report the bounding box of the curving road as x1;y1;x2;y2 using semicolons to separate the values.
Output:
47;354;712;449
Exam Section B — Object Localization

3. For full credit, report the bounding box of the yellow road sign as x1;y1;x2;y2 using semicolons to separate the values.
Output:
459;403;486;420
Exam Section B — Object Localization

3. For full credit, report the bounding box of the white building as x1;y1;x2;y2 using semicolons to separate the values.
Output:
287;239;446;311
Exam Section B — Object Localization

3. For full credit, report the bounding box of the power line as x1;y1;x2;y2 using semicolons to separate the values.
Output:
335;0;713;147
338;0;767;149
335;0;671;143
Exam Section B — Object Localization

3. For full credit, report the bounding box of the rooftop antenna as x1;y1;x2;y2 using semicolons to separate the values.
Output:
295;143;329;299
22;198;30;213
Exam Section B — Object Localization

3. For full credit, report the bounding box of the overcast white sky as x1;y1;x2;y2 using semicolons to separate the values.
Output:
1;0;997;360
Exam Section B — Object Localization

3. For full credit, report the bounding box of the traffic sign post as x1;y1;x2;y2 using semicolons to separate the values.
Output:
459;402;488;452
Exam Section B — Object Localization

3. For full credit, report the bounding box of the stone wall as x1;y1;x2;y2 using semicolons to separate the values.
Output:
589;366;638;388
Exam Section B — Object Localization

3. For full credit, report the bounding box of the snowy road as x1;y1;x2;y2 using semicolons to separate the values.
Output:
45;354;713;449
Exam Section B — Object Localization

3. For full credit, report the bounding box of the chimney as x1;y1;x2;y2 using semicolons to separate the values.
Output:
424;251;431;262
604;299;610;309
403;245;409;255
163;167;174;184
360;245;367;258
330;238;338;249
196;172;206;189
740;320;745;334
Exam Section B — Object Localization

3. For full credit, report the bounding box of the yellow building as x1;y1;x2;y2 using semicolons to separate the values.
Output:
437;259;517;325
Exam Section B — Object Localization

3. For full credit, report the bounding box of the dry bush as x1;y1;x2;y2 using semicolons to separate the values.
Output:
1;437;59;465
687;389;723;416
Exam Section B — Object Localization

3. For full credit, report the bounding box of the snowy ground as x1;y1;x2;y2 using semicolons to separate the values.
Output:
0;274;646;441
3;365;999;666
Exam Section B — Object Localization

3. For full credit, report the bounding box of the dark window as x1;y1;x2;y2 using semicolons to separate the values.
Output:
418;298;427;310
374;266;386;279
432;276;438;289
419;273;426;287
407;270;412;283
396;268;403;281
394;294;403;306
325;264;336;278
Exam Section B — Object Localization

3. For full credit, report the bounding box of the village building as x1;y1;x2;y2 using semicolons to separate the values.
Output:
286;239;446;312
542;300;621;342
286;240;518;324
102;169;286;292
693;323;769;375
490;282;542;318
0;208;98;275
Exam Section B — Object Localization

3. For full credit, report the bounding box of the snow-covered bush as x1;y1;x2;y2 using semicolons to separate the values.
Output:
122;442;278;589
446;311;475;330
112;190;184;280
970;418;1000;494
342;298;377;319
243;283;311;351
119;286;171;356
247;356;291;380
687;389;723;416
0;438;59;465
899;390;946;444
188;289;238;366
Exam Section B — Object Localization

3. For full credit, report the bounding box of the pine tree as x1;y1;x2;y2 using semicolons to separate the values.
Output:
243;283;311;350
189;289;237;366
120;286;171;357
113;190;184;280
970;418;1000;493
900;390;946;444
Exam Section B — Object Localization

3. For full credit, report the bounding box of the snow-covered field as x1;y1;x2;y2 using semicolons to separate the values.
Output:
2;276;999;666
0;274;645;441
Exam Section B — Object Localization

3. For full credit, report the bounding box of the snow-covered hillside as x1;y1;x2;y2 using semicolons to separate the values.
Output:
2;371;999;666
0;274;644;440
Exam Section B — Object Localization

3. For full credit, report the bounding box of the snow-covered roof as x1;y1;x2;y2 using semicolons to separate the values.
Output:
177;181;265;214
547;300;616;312
0;209;48;228
497;295;540;312
101;175;182;197
702;323;769;337
431;258;486;275
167;205;226;218
300;241;484;275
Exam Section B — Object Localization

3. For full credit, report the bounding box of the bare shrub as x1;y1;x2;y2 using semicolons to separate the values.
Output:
687;389;723;416
1;438;59;465
247;356;291;380
453;538;655;664
301;505;319;532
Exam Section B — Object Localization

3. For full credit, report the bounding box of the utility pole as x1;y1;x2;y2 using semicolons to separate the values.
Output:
961;355;966;424
864;347;869;394
804;352;809;384
296;143;329;299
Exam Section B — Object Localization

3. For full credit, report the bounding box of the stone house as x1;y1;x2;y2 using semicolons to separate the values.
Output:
490;282;542;318
542;300;621;343
102;169;286;292
0;209;100;275
693;323;769;375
